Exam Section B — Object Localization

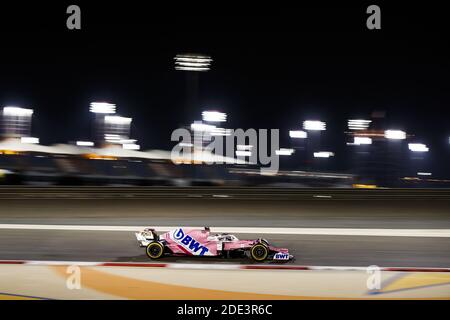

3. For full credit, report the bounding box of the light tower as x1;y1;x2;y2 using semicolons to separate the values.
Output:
1;106;34;139
103;115;133;145
174;53;212;125
89;102;116;146
303;120;327;170
174;54;212;72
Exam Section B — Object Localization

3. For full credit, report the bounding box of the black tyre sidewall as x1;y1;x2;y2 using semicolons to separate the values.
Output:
146;242;164;259
251;244;269;261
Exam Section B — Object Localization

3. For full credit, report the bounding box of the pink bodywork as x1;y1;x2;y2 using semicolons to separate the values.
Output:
160;227;289;257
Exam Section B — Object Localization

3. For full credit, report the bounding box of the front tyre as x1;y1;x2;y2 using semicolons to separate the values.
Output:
146;241;164;259
250;243;269;261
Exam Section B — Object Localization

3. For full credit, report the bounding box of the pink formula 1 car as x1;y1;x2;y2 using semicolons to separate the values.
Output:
135;227;293;262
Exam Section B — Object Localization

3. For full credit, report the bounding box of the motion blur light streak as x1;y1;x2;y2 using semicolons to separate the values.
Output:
303;120;326;131
237;145;253;151
179;142;193;147
348;119;371;130
104;116;132;125
20;137;39;144
118;139;137;144
122;143;140;150
385;130;406;140
353;131;385;138
202;111;227;123
314;151;334;158
76;141;94;147
235;150;252;157
229;168;353;179
408;143;429;152
174;54;212;71
190;122;216;132
175;66;210;71
89;102;116;114
104;134;121;141
210;128;232;136
354;137;372;145
417;172;432;176
2;107;34;117
289;130;307;138
275;148;294;156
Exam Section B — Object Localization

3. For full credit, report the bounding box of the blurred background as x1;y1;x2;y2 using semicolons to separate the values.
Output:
0;3;449;189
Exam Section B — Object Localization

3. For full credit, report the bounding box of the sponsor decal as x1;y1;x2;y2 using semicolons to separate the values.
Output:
172;228;209;256
273;252;289;260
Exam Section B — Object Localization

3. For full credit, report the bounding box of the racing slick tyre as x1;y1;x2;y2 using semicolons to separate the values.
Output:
146;241;164;259
250;243;269;261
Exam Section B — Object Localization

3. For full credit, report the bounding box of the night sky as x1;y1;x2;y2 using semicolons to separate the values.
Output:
0;3;449;176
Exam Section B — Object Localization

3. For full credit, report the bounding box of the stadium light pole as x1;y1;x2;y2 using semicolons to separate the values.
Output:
383;129;407;186
407;143;429;178
174;53;212;126
1;106;34;139
104;116;132;142
303;120;326;171
288;130;307;171
89;102;117;146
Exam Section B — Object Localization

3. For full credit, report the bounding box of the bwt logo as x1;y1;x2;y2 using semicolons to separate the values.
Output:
173;228;209;256
174;228;185;240
273;252;289;260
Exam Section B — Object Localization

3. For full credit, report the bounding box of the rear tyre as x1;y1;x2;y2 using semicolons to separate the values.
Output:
250;243;269;261
146;241;164;259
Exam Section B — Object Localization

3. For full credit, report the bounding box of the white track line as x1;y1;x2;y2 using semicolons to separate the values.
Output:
0;224;449;237
1;260;449;272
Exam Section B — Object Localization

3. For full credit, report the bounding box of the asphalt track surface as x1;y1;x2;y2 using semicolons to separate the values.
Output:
0;187;449;267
